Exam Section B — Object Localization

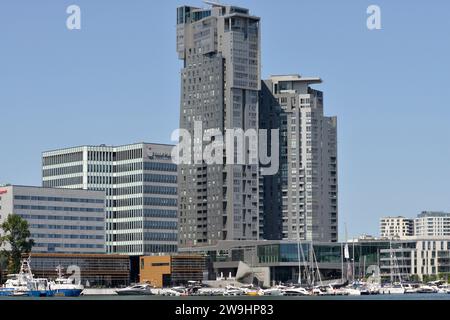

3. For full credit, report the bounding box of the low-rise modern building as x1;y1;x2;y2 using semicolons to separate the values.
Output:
415;211;450;237
42;143;178;256
0;185;105;254
139;255;206;287
28;253;130;287
380;216;414;239
180;238;450;284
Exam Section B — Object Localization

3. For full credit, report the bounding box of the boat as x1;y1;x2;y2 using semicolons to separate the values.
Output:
223;285;245;296
282;286;311;296
159;288;182;296
344;287;361;296
416;285;437;293
0;258;53;297
115;284;154;296
379;241;405;294
49;265;84;297
379;283;405;294
261;286;285;296
26;278;54;297
403;283;418;294
0;274;30;296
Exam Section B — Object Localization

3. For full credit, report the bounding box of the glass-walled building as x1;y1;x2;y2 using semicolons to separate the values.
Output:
181;239;450;283
0;185;105;254
42;143;178;256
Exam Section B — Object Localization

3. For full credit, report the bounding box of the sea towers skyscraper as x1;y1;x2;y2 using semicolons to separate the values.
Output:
176;3;260;247
260;75;338;242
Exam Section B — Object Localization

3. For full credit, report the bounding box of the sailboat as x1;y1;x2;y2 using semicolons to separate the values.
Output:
379;241;405;294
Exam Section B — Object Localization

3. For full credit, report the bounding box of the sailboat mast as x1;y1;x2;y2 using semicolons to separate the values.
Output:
296;232;302;285
340;242;344;283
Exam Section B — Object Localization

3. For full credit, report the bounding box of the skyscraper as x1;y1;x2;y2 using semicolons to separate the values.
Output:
42;143;178;255
176;3;260;247
260;75;338;242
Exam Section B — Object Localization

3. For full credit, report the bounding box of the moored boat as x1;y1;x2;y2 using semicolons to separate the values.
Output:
115;283;154;296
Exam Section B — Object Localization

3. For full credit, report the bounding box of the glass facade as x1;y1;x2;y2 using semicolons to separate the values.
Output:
29;253;130;287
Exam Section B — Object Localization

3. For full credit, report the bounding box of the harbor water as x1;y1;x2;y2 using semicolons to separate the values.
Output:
1;293;450;300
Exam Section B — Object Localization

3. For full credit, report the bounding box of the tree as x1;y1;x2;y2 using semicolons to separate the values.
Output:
0;214;34;274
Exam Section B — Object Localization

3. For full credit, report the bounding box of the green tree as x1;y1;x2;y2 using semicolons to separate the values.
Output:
0;214;34;274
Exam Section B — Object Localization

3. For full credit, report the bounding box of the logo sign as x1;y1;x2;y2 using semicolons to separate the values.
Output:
0;190;7;195
147;148;171;160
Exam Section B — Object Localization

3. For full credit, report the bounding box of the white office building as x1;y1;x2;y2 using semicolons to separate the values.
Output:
0;185;105;254
42;143;178;255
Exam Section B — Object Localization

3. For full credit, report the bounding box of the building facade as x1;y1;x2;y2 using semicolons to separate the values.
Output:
259;75;338;242
176;3;260;247
0;185;105;254
139;254;206;287
42;143;178;255
181;238;450;284
380;216;414;239
28;253;130;287
415;211;450;237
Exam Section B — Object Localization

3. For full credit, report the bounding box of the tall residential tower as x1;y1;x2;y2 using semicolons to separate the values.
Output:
176;3;260;247
260;75;338;242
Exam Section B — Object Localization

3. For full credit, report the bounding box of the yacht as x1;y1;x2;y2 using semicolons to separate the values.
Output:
379;283;405;294
223;285;245;296
282;286;311;296
403;283;419;294
261;286;286;296
417;285;437;293
115;284;154;296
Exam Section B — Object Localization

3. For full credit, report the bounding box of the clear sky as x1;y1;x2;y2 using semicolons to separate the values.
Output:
1;0;449;240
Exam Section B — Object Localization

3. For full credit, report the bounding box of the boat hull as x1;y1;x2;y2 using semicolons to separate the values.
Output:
116;290;154;296
53;289;83;297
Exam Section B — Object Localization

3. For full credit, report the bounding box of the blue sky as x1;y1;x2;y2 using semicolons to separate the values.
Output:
1;0;449;239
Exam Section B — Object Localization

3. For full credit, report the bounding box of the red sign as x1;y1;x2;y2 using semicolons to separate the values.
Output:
0;190;7;195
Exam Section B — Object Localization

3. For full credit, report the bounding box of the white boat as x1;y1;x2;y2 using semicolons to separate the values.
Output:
115;284;154;296
0;258;53;297
195;287;225;296
0;274;30;296
344;287;361;296
417;285;437;293
49;265;84;297
223;285;245;296
437;284;450;294
261;286;285;296
282;286;311;296
403;283;418;294
380;284;405;294
159;288;182;296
